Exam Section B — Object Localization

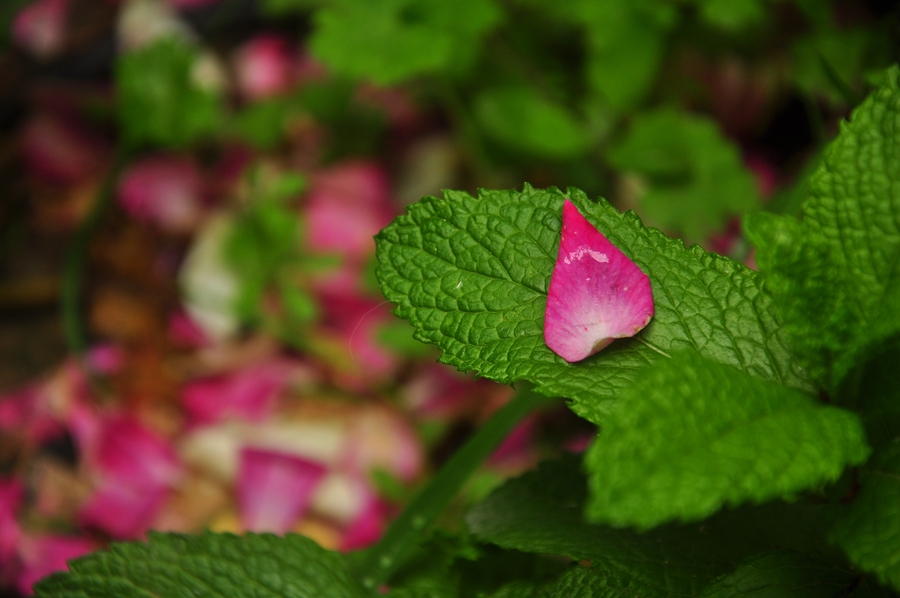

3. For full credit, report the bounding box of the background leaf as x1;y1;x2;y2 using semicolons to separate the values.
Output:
607;108;760;242
116;38;223;149
310;0;502;85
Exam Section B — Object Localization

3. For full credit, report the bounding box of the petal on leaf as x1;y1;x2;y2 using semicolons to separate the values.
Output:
544;199;654;362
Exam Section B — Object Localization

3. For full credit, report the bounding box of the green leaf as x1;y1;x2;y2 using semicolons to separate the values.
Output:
309;0;502;85
697;552;864;598
474;87;592;158
747;65;900;394
230;98;295;150
831;444;900;590
34;532;367;597
489;565;661;598
375;185;811;425
690;0;766;31
607;108;760;242
116;38;223;149
583;351;869;529
744;214;859;393
467;456;842;597
792;28;877;104
579;2;678;109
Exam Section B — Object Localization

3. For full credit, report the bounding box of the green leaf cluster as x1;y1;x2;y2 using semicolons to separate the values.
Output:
372;66;900;593
116;38;223;149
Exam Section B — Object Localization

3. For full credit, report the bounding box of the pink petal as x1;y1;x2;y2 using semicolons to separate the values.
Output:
116;154;204;233
167;308;212;348
181;360;296;427
78;482;169;539
0;478;24;568
19;110;108;184
338;480;387;552
16;535;95;595
89;415;181;489
544;199;654;363
232;35;294;101
236;447;327;534
304;161;394;261
488;414;538;470
12;0;68;59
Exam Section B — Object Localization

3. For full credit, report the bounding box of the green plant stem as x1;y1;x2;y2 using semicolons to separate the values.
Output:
61;149;131;356
354;383;555;592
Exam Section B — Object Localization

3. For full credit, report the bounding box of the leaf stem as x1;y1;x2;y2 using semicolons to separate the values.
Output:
353;383;555;592
61;149;132;356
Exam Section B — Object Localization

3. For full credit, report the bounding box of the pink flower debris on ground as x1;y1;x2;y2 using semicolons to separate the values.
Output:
335;476;388;552
544;199;654;363
76;414;181;538
116;154;205;234
232;35;294;101
181;359;301;428
11;0;69;59
16;535;95;595
236;446;328;533
0;479;24;570
19;109;109;185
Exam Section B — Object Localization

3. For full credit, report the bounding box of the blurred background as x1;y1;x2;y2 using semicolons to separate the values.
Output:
0;0;898;594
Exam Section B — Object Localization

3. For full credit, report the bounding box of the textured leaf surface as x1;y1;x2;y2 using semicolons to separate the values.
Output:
584;351;869;529
697;551;865;598
375;185;810;424
804;66;900;334
607;108;760;242
748;65;900;393
490;566;663;598
466;456;839;597
831;444;900;590
116;38;223;149
34;532;367;598
309;0;501;85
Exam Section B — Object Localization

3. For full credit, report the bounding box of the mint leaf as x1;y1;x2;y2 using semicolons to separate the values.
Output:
309;0;502;85
474;87;591;158
804;65;900;325
34;532;367;597
584;351;869;529
831;444;900;589
744;213;859;393
697;552;863;598
467;456;841;597
747;65;900;394
607;108;760;242
375;185;811;424
116;38;223;149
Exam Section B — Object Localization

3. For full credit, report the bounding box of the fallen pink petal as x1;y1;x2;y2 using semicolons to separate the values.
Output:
544;199;654;363
16;535;95;595
236;447;327;534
